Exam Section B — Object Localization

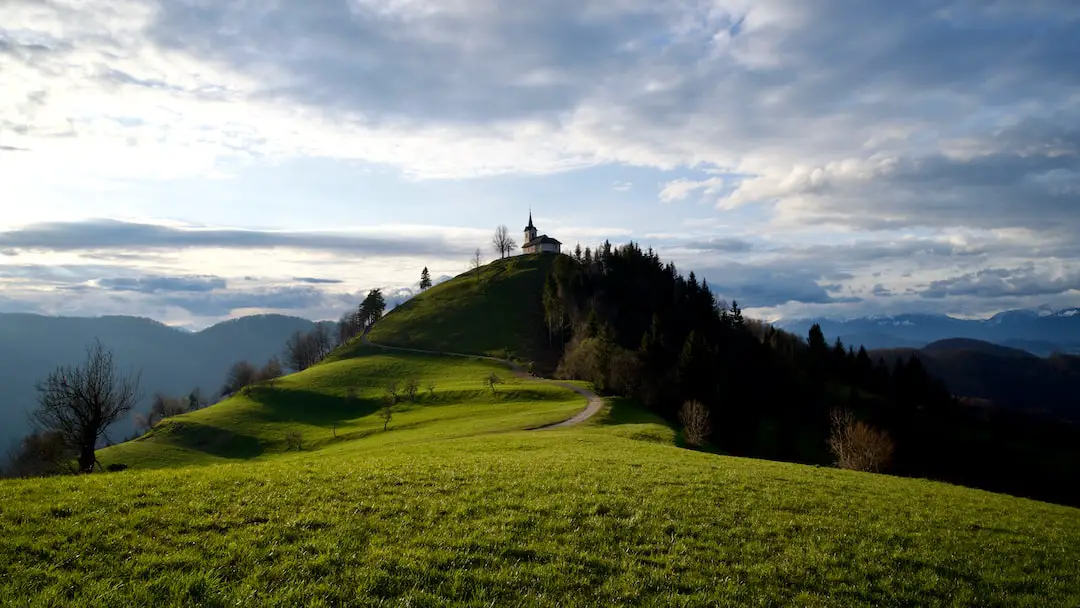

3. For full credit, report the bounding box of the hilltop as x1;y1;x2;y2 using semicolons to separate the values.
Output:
2;256;1079;605
367;253;557;366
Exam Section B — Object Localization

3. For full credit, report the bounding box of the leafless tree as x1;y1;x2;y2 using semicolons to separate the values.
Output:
261;357;283;388
384;380;400;405
149;393;189;427
492;225;517;259
32;339;141;473
471;248;483;285
338;310;362;345
678;400;711;446
405;377;420;402
4;430;75;478
285;430;303;451
827;408;894;473
285;326;333;372
425;380;437;398
223;360;260;396
484;372;504;394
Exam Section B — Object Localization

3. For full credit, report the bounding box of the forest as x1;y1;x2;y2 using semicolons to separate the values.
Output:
544;242;1080;506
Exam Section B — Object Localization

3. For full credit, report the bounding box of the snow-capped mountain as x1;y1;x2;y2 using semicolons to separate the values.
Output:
777;306;1080;355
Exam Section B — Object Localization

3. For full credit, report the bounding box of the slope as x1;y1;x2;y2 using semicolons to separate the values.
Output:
4;399;1080;606
367;253;556;364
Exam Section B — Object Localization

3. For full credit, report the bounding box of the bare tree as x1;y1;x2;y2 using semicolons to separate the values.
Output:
284;326;333;372
261;357;283;388
222;360;260;396
492;225;517;259
148;393;189;427
484;372;504;394
425;380;437;399
405;377;420;402
384;380;400;405
827;409;894;473
32;339;141;473
285;431;303;451
678;400;711;446
4;430;75;478
471;248;483;285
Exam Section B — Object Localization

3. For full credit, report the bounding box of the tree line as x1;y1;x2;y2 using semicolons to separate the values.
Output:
544;241;1080;506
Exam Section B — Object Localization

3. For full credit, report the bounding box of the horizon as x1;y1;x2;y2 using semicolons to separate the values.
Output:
2;1;1078;327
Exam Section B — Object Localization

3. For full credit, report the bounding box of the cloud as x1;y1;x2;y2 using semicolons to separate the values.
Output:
611;181;633;192
660;177;726;204
293;277;344;285
0;219;475;257
681;237;754;253
920;265;1080;299
98;275;227;294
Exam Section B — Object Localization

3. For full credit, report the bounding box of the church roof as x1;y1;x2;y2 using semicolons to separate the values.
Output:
524;234;562;247
524;211;535;232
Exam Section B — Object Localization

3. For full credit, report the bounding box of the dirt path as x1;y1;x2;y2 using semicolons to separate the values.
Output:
361;335;603;428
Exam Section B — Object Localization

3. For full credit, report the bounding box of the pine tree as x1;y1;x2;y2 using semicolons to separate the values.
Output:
419;267;432;290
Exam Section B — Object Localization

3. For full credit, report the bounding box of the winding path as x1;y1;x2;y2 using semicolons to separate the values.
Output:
361;334;603;429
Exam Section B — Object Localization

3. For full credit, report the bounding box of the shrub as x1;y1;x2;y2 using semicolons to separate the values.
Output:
284;431;303;451
106;463;128;472
827;409;894;473
678;400;711;446
404;377;420;402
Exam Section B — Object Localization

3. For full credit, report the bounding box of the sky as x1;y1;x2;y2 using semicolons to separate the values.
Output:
1;0;1078;329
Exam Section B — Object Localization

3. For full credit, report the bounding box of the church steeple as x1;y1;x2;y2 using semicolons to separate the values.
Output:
524;210;538;244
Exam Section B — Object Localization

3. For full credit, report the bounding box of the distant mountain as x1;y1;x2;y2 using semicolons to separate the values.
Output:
778;307;1080;355
0;313;328;448
869;338;1080;419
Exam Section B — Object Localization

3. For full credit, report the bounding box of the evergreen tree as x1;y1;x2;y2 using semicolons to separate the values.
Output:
358;288;387;330
419;267;432;290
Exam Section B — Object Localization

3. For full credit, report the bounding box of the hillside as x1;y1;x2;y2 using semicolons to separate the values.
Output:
0;313;325;447
367;253;556;365
1;340;1078;604
4;260;1080;605
871;339;1080;419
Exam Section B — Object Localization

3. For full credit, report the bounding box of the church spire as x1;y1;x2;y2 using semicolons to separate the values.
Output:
526;209;535;230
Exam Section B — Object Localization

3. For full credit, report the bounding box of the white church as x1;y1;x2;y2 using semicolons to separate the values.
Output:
521;212;562;255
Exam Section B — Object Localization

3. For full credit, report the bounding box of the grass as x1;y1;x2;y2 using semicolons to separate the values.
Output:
2;341;1080;605
366;254;556;363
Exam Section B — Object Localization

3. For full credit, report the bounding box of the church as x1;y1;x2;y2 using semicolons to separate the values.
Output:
522;212;562;255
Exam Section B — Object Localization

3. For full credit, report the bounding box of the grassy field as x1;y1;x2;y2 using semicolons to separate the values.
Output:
367;253;556;363
3;317;1080;605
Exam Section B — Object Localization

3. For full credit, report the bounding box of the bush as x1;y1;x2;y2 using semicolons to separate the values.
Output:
106;463;128;472
284;431;303;451
827;409;894;473
678;400;711;446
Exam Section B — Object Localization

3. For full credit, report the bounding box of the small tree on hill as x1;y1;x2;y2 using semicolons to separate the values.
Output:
380;385;396;431
425;380;437;398
32;339;141;473
484;372;504;395
492;225;517;258
359;289;387;331
420;267;433;290
678;400;711;446
827;408;894;473
223;360;260;395
261;357;283;388
471;248;484;285
384;380;400;405
404;377;420;402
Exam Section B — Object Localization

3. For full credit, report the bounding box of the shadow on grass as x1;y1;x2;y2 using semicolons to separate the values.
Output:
243;385;382;428
152;420;264;459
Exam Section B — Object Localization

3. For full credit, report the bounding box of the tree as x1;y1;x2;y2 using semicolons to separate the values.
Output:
425;380;437;398
187;388;206;412
261;357;283;388
827;408;894;473
4;430;74;478
420;267;433;290
32;339;141;473
285;431;303;451
223;360;260;395
492;224;517;258
358;289;387;330
471;248;484;285
148;393;188;426
484;372;504;394
404;377;420;402
679;400;711;446
285;326;334;372
381;383;397;431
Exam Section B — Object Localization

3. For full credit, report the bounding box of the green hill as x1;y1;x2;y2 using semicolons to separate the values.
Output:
2;258;1080;605
367;253;556;364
